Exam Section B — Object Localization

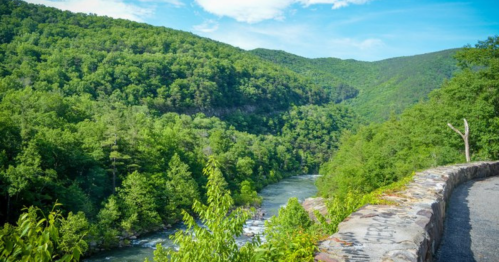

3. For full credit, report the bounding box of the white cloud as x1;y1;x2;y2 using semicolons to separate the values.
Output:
26;0;153;21
194;0;374;23
247;24;311;43
28;0;374;24
193;20;219;32
329;37;384;50
138;0;184;7
217;33;268;51
299;0;372;9
357;38;384;49
194;0;291;24
321;37;386;60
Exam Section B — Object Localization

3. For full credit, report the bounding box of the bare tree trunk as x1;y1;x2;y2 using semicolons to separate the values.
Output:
447;119;470;162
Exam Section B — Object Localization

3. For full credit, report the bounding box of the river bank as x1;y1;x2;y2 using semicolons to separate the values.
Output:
84;174;319;262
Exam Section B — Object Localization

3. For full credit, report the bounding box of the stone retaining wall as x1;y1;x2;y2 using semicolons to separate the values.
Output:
314;161;499;262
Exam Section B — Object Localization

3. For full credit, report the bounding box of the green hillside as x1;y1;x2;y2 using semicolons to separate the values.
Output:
0;1;357;255
318;36;499;198
251;48;458;121
0;3;334;115
1;1;492;261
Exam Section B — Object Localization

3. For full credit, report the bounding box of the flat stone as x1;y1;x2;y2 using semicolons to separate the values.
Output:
302;197;329;222
315;252;340;262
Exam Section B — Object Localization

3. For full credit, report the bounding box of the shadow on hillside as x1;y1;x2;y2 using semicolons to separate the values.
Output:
434;179;476;262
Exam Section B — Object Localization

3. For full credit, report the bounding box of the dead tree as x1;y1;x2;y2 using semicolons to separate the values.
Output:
447;119;470;162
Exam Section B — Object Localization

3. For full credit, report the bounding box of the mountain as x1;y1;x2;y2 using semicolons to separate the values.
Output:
251;48;459;121
318;36;499;198
0;0;341;119
1;1;492;261
0;0;357;242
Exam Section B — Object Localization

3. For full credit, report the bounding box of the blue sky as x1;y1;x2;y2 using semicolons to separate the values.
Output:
26;0;499;61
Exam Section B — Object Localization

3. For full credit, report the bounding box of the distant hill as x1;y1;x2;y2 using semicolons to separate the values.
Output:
0;0;348;119
251;48;459;121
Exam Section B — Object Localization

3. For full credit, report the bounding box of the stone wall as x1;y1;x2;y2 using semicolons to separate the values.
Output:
313;161;499;262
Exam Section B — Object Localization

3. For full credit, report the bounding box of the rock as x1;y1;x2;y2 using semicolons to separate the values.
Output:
244;232;255;237
302;197;328;222
315;252;339;262
250;208;265;220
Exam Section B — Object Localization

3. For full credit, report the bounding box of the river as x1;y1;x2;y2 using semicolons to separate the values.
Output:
85;174;319;262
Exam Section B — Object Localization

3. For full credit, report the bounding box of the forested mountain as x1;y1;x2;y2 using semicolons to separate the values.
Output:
319;36;499;197
0;2;334;114
1;0;493;261
149;36;499;262
251;48;458;121
0;0;358;254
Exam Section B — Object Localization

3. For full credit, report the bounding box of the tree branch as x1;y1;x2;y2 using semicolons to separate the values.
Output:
447;123;465;139
447;119;470;162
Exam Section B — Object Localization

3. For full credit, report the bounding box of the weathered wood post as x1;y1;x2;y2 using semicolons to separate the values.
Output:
447;118;470;162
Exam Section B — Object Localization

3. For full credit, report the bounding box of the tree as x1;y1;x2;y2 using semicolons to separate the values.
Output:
0;204;88;262
234;180;262;207
164;153;200;222
100;106;131;194
95;195;121;248
118;171;161;235
265;197;311;238
152;158;257;262
259;197;317;261
447;119;470;162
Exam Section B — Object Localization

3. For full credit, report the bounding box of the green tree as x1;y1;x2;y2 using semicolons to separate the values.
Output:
118;171;161;235
234;180;262;207
319;36;499;200
152;158;257;262
264;197;312;241
95;195;121;248
258;197;317;261
164;153;200;222
0;204;88;262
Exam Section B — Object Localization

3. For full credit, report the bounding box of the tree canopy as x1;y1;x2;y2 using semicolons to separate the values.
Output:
318;36;499;198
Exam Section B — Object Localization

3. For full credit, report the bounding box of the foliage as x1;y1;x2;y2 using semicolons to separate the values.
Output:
279;104;359;172
118;171;162;234
0;204;88;262
163;153;201;222
252;48;459;122
250;49;360;104
1;1;493;260
256;197;317;262
234;180;262;207
265;198;312;235
94;196;121;248
152;158;258;262
0;1;357;236
319;36;499;206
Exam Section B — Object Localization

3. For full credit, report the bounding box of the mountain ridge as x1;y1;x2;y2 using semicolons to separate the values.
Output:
251;48;459;121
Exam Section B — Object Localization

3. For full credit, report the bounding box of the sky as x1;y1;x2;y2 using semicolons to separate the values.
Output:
25;0;499;61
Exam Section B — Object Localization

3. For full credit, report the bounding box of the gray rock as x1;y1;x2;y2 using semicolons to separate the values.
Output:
302;197;328;222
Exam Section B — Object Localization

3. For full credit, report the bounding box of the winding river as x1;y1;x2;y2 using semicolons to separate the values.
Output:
85;174;319;262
